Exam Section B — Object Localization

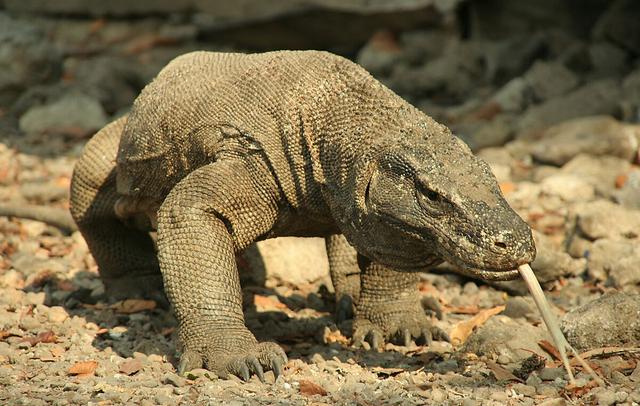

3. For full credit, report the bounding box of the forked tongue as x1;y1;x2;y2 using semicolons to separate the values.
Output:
517;264;604;387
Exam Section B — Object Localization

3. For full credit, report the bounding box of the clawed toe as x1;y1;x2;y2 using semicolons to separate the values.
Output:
202;342;287;382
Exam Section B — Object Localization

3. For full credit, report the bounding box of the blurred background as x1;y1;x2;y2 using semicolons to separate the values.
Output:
1;0;639;153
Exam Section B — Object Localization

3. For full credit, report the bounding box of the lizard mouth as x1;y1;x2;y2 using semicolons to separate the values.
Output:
455;267;521;281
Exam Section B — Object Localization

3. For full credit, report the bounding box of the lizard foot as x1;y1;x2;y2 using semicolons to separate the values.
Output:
352;307;449;351
179;340;288;382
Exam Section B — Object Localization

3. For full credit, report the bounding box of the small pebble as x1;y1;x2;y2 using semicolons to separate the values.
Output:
538;368;565;381
430;388;447;402
615;391;628;403
163;372;186;388
512;383;536;397
47;306;68;323
596;389;617;406
310;353;325;364
490;391;509;402
108;326;128;340
536;384;559;397
525;373;542;387
538;399;566;406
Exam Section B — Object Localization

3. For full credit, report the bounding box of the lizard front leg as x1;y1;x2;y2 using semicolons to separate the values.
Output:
325;234;360;322
157;159;287;381
352;255;449;350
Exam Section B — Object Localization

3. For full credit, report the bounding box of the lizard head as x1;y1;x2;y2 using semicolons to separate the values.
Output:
351;123;535;281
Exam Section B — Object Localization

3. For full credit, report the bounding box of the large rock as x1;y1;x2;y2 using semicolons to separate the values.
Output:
18;92;109;136
613;169;640;209
4;0;459;16
561;293;640;350
517;80;622;136
560;154;631;198
539;174;595;202
468;0;609;40
593;0;640;55
389;40;486;101
0;13;62;108
463;316;551;364
530;116;639;166
524;61;579;102
573;200;640;240
241;237;330;287
621;68;640;122
587;239;640;288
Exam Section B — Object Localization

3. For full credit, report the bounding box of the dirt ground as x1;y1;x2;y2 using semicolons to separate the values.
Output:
1;2;640;405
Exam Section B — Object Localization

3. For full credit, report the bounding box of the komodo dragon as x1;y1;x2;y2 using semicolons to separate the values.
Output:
11;50;538;381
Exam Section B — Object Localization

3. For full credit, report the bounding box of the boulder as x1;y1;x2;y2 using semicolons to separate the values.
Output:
241;237;330;287
463;316;551;364
573;200;640;240
560;154;631;198
561;293;640;350
517;80;622;136
587;239;640;288
593;0;640;55
0;13;62;108
18;93;109;136
530;116;639;166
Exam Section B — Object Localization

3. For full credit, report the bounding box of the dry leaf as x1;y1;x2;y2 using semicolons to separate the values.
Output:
23;331;58;346
299;379;327;396
96;328;109;336
615;173;628;189
111;299;156;314
253;294;287;311
486;360;522;382
323;328;349;345
499;182;516;194
450;305;505;346
444;305;480;315
538;339;562;361
68;360;98;377
50;346;65;357
0;331;10;340
119;358;143;375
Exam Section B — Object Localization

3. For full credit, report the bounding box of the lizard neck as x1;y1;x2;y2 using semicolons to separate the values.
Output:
302;65;423;232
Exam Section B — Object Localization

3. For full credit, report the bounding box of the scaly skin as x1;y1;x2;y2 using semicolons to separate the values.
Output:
69;51;536;381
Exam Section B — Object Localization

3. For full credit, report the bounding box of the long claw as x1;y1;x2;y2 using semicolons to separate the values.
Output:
178;359;188;376
248;356;265;383
178;350;202;376
422;329;433;346
278;347;288;364
371;331;383;351
272;357;283;380
239;363;251;382
433;327;450;343
352;331;366;348
402;329;412;347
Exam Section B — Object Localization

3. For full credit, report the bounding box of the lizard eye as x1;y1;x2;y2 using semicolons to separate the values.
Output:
416;181;446;215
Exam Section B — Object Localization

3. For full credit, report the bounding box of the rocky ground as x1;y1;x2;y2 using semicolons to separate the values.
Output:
1;1;640;404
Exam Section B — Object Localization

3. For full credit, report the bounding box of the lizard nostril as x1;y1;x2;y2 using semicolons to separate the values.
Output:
494;241;507;250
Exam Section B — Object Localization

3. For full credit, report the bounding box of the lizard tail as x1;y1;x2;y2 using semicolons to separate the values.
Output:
0;203;78;233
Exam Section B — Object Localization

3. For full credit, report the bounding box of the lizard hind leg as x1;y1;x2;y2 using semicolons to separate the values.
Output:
70;116;166;305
